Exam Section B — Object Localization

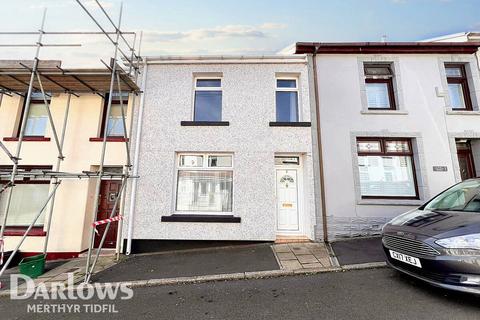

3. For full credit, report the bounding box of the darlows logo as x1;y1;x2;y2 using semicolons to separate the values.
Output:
9;273;133;314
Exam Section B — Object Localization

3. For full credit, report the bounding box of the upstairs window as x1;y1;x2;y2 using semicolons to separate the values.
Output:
445;64;472;110
102;93;128;137
356;138;418;199
20;93;50;137
364;64;396;110
194;78;222;121
276;78;299;122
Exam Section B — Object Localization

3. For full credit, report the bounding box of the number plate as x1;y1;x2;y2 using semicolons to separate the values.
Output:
389;250;422;268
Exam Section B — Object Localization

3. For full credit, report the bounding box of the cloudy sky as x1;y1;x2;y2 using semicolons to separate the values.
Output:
1;0;479;67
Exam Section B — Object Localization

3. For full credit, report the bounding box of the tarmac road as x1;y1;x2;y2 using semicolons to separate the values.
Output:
1;268;479;320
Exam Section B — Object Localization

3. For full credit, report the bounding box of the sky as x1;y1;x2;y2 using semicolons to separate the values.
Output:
0;0;479;67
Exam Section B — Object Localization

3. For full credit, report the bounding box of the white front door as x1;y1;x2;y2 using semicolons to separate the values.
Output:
276;169;299;231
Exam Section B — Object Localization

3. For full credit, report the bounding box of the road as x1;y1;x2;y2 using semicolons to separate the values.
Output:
0;268;479;319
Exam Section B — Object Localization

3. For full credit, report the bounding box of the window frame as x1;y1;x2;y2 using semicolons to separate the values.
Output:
175;152;234;214
17;98;50;138
99;93;129;138
192;77;223;122
0;165;52;228
445;63;473;111
356;137;419;200
363;64;396;111
275;77;300;122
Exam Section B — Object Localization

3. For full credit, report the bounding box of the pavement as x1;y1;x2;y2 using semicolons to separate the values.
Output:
331;236;386;265
0;238;383;296
272;242;333;270
91;244;279;283
1;268;479;319
0;255;117;294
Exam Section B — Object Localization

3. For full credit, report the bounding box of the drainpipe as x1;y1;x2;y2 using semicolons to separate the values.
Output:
126;59;148;255
311;48;329;243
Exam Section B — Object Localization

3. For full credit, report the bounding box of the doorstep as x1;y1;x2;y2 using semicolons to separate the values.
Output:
275;235;311;244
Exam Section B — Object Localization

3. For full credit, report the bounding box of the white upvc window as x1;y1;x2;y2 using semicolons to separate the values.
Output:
275;77;299;122
0;167;51;226
193;77;223;121
175;153;233;213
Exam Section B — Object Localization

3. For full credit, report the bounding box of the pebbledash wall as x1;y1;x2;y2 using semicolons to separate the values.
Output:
313;50;480;239
123;55;320;245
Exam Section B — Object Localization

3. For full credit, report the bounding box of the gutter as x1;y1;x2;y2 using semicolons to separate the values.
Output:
311;47;329;243
145;55;307;65
126;59;148;255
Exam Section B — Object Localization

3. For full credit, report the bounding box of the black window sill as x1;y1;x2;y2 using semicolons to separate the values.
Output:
161;214;241;223
269;122;311;127
181;121;230;126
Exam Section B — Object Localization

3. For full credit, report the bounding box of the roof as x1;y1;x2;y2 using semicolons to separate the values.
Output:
0;60;140;95
421;32;480;42
294;42;480;54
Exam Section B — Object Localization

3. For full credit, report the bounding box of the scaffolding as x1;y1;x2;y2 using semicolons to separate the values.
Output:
0;1;142;284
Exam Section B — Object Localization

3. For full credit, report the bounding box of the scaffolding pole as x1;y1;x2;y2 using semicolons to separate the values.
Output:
0;182;61;278
0;9;47;243
85;176;127;282
35;71;65;160
81;1;124;284
0;141;17;164
42;93;72;254
0;1;141;282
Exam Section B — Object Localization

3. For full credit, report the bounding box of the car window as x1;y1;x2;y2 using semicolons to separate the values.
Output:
424;180;480;212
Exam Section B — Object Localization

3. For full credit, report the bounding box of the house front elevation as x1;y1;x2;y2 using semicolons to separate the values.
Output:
124;55;320;250
294;41;480;240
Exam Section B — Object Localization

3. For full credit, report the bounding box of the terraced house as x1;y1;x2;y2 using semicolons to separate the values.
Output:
123;55;320;252
290;41;480;240
0;60;137;259
124;40;480;249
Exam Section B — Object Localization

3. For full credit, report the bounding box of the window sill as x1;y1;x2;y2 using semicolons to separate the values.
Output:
180;121;230;126
446;110;480;115
2;227;46;237
3;137;51;142
269;122;311;127
161;214;241;223
360;110;408;115
89;137;129;142
357;198;423;206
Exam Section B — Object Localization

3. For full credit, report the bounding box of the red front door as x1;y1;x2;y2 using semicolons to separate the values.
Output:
94;180;122;248
457;141;476;181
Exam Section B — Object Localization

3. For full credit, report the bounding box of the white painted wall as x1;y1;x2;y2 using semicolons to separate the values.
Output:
125;58;316;242
316;53;480;239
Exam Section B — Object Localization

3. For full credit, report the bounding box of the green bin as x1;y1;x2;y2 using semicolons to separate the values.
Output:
19;254;46;279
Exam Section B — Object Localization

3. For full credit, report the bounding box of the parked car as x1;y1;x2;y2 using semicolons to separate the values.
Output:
382;178;480;294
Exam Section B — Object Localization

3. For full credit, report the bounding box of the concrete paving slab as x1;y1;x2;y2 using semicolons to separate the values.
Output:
276;252;296;260
281;260;303;270
296;255;318;264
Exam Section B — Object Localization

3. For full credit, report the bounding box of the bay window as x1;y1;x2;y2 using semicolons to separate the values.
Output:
0;166;51;226
356;138;418;199
176;153;233;212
